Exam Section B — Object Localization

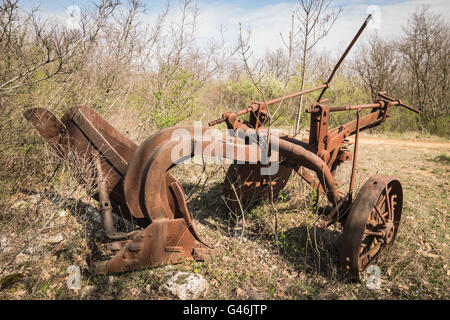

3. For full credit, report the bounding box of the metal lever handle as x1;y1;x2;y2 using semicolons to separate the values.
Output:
208;84;329;126
208;117;226;127
378;92;421;114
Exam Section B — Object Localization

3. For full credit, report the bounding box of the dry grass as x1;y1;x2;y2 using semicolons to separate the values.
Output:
0;135;448;300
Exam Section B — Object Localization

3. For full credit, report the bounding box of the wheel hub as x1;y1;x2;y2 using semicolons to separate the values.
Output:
382;220;395;244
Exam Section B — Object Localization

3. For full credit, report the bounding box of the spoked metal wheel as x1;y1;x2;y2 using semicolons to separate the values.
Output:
340;175;403;280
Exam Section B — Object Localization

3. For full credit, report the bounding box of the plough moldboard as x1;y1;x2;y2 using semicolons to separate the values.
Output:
24;15;420;280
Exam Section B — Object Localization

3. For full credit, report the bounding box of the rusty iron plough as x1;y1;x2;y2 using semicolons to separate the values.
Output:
24;15;420;280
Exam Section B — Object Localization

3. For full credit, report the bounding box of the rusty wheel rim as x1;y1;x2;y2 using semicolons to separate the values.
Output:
357;181;402;272
341;175;403;280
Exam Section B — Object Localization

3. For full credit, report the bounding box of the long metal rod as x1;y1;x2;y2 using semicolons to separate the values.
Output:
94;152;117;235
348;109;361;197
208;83;327;127
265;83;328;106
378;92;421;113
316;14;373;102
307;98;419;114
307;103;380;113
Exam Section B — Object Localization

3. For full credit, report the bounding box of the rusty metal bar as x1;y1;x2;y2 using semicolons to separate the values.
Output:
208;84;328;127
316;14;373;102
307;103;380;113
228;125;343;204
264;83;329;106
348;109;361;197
378;92;421;114
374;205;387;225
309;93;420;114
94;152;117;235
208;106;257;127
328;108;384;138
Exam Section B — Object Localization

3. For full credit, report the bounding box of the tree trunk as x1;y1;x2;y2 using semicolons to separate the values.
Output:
294;34;308;135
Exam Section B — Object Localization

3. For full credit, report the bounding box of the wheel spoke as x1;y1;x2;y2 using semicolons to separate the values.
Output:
368;215;378;227
359;241;382;263
385;186;393;220
390;194;395;218
364;230;384;237
374;204;387;225
376;194;386;210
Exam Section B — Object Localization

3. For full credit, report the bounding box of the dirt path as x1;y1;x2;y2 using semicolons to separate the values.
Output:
357;137;450;151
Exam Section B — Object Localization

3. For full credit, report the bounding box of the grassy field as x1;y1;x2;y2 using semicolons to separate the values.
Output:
0;134;448;300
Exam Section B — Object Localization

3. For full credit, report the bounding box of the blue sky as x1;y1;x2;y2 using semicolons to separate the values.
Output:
22;0;450;57
23;0;433;12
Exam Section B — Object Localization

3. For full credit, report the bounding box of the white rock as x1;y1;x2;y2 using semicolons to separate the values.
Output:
14;253;30;264
29;194;41;205
160;272;209;300
0;235;11;253
11;200;27;209
24;245;43;255
0;235;8;246
145;284;152;294
47;233;64;244
59;210;67;217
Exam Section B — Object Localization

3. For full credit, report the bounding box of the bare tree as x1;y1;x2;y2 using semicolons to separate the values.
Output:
0;0;119;97
293;0;341;134
265;48;289;79
353;34;400;100
398;6;449;123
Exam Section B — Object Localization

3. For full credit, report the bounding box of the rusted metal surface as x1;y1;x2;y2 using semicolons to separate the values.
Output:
24;106;286;273
340;175;403;279
94;151;116;235
25;106;140;225
24;16;419;280
348;109;361;198
25;96;415;278
25;99;415;277
207;85;416;280
222;163;293;213
208;83;328;127
316;14;373;102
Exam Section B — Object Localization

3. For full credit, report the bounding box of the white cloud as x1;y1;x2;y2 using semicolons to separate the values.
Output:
191;0;450;58
196;2;297;53
36;0;450;59
325;0;450;54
